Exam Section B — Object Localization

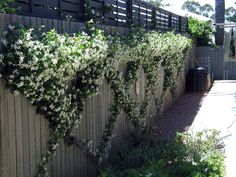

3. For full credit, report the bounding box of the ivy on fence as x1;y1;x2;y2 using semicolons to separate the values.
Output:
0;24;191;177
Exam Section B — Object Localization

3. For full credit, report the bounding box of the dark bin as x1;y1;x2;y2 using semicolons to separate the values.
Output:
186;67;209;91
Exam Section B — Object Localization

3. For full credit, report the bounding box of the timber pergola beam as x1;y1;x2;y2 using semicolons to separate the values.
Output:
214;23;236;28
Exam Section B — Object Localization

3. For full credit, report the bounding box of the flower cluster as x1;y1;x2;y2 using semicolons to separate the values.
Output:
0;25;191;177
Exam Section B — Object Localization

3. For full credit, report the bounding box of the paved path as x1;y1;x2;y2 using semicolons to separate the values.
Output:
191;81;236;177
153;81;236;177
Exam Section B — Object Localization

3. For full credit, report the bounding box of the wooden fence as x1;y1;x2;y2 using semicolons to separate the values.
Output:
196;46;236;80
196;46;225;80
13;0;188;32
0;13;195;177
225;61;236;80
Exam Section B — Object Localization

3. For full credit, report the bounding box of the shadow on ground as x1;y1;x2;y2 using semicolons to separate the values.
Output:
153;92;208;140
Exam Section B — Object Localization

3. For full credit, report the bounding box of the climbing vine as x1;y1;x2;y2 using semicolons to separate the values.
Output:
0;0;15;13
0;24;191;176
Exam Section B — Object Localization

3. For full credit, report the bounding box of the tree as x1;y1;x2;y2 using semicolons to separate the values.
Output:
200;4;214;17
225;7;236;22
187;17;214;46
182;1;214;19
147;0;170;7
182;0;201;14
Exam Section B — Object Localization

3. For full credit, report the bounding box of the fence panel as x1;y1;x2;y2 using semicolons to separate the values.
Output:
196;46;225;80
13;0;188;32
0;13;193;177
225;62;236;80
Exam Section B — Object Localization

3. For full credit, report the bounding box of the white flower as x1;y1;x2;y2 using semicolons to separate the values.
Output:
17;82;24;87
26;33;31;40
39;87;45;92
1;38;8;46
16;51;21;56
49;104;55;109
54;107;61;112
8;24;15;31
16;39;23;45
13;44;18;50
52;58;58;65
13;70;19;74
44;62;49;68
19;56;24;63
2;31;8;36
13;90;19;96
9;75;15;79
10;43;18;50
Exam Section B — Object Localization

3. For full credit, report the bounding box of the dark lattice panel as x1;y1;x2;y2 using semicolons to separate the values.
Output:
13;0;188;32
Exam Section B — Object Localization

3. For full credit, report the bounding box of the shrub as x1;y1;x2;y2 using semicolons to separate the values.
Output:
187;17;215;46
0;0;15;13
99;129;225;177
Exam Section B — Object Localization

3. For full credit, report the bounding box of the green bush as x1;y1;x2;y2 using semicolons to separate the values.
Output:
0;0;15;13
99;129;225;177
187;17;215;46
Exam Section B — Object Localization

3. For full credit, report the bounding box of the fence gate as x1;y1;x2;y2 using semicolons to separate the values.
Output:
196;46;225;80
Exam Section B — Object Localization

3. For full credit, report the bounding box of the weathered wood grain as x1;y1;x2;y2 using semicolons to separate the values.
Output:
0;13;194;177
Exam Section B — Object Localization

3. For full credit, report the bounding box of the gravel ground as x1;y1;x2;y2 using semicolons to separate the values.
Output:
152;92;208;140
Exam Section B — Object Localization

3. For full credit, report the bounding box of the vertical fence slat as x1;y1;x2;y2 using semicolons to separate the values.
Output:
81;110;87;177
0;14;9;177
29;104;36;176
127;0;132;25
15;94;24;177
178;16;182;32
22;97;30;177
168;13;172;30
0;79;10;177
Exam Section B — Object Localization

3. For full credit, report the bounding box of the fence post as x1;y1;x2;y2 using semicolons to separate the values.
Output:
152;7;157;30
127;0;133;26
58;0;61;18
80;0;85;21
186;18;188;32
102;0;105;24
168;13;172;30
29;0;33;13
178;16;182;32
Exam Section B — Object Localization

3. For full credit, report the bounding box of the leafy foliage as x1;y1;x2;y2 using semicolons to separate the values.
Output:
182;0;201;15
182;1;236;22
182;1;214;18
0;24;191;176
146;0;170;7
99;129;225;177
0;0;15;13
187;17;215;46
200;4;214;18
225;7;236;22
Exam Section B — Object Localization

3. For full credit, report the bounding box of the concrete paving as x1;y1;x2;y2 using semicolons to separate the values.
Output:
153;80;236;177
190;81;236;177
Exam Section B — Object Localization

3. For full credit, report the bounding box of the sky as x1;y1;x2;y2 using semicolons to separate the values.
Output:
163;0;236;9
